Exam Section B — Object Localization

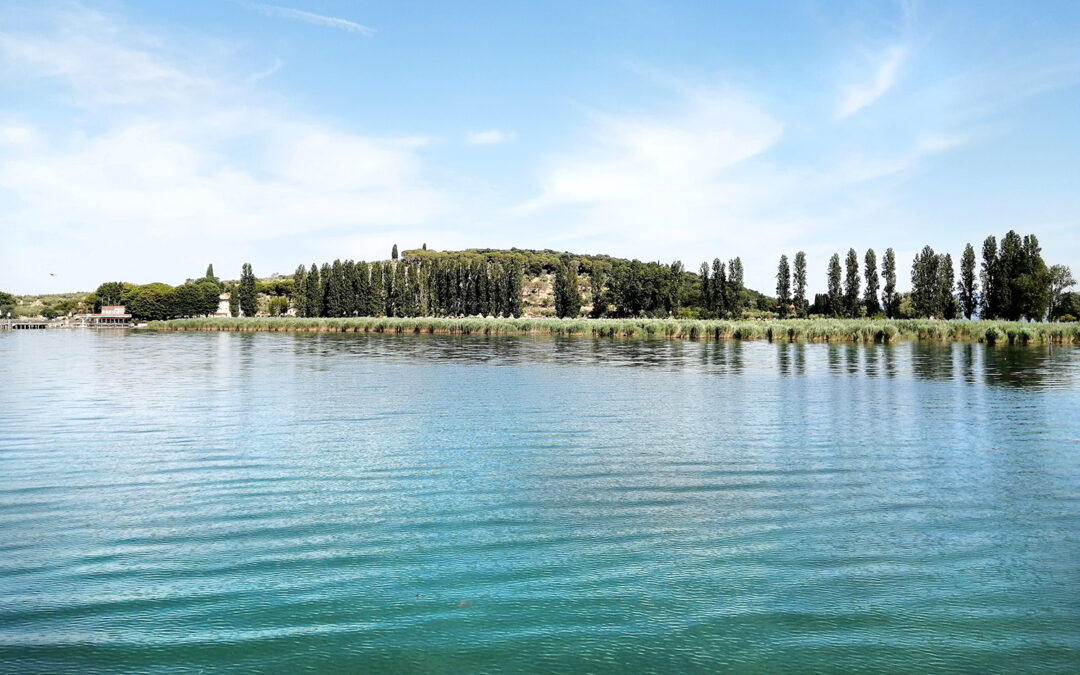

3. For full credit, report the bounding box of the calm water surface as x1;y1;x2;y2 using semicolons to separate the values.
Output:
1;331;1079;673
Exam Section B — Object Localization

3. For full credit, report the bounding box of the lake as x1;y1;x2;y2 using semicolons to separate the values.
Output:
1;330;1078;673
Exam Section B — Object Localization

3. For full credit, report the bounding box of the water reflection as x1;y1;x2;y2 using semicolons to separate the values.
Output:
252;332;1080;391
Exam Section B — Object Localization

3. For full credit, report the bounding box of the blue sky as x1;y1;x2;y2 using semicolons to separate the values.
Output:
2;0;1078;295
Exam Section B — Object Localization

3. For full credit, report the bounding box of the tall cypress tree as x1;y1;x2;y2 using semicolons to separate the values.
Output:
391;244;399;261
959;243;978;319
863;249;880;316
827;254;842;317
238;263;257;317
776;255;791;317
882;248;897;318
793;251;807;318
843;248;860;318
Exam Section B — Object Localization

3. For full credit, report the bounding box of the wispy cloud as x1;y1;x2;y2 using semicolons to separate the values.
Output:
241;2;375;36
467;129;514;145
836;46;906;119
0;5;442;293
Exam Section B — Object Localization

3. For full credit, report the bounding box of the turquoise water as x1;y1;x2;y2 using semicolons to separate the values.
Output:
1;331;1079;673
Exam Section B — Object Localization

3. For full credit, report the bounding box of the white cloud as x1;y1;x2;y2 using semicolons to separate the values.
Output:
0;124;36;146
241;2;375;35
836;46;906;119
467;129;514;145
0;6;444;293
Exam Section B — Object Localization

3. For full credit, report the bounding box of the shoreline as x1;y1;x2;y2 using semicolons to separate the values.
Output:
145;317;1080;345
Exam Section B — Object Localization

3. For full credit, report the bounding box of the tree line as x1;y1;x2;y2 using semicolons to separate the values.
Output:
292;257;526;319
776;230;1075;321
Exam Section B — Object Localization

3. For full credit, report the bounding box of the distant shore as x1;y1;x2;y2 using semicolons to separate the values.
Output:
146;317;1080;344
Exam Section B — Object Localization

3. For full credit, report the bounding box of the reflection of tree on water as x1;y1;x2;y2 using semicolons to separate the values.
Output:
908;341;1075;390
700;340;745;377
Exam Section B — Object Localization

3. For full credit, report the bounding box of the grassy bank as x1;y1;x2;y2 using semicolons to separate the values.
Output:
146;317;1080;344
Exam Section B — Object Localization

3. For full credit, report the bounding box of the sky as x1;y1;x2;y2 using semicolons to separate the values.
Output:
2;0;1079;295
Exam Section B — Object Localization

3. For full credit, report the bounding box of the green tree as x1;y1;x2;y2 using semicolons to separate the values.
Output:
793;251;807;317
391;244;399;261
728;258;744;314
843;248;860;318
1015;234;1050;321
980;235;999;319
958;243;978;319
238;263;257;317
304;263;322;317
505;260;524;317
775;255;791;317
553;261;582;318
826;253;842;317
711;258;726;314
937;253;957;320
293;265;307;317
882;248;898;318
1048;265;1076;320
699;262;711;311
910;246;939;318
591;266;608;318
370;262;387;316
863;249;880;316
204;264;219;285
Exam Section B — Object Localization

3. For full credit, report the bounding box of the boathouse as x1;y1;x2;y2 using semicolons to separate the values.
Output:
80;305;132;325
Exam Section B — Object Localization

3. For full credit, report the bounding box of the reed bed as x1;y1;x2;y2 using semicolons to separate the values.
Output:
147;317;1080;344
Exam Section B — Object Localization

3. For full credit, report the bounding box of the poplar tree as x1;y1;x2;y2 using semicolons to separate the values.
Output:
910;246;939;318
793;251;807;317
591;267;608;318
980;235;999;319
554;261;581;318
937;253;957;320
711;258;725;314
882;248;897;318
238;263;257;317
699;262;711;310
326;259;346;316
863;249;880;316
370;262;387;316
843;248;860;318
958;243;978;319
293;264;307;317
827;254;842;317
729;258;744;313
304;263;322;317
506;260;524;317
776;255;791;317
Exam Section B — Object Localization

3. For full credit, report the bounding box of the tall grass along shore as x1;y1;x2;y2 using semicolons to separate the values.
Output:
148;317;1080;345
